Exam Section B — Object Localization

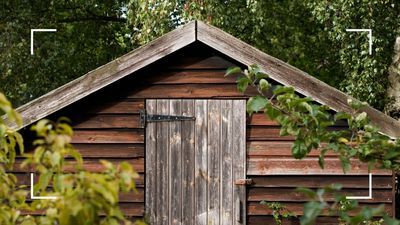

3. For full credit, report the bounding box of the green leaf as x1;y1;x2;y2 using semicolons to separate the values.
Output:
339;156;351;173
236;76;251;93
296;187;316;199
265;104;281;120
355;112;368;124
292;139;308;159
92;182;116;204
384;215;400;225
225;66;242;76
69;148;83;168
273;86;295;95
259;79;271;91
255;72;269;80
334;112;351;121
300;201;324;225
247;96;268;115
38;171;52;191
384;150;400;160
318;148;328;169
300;102;313;114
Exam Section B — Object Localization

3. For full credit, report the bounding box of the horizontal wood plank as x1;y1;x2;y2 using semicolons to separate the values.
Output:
248;113;348;127
72;115;141;129
128;84;257;98
249;175;392;189
84;100;144;114
13;158;144;173
247;126;345;141
247;157;392;175
165;55;236;69
74;144;144;158
247;141;339;157
16;173;145;187
247;187;392;203
71;130;144;144
24;144;144;158
141;70;237;84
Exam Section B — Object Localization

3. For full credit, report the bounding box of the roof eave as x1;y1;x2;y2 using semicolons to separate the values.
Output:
196;21;400;138
4;21;196;129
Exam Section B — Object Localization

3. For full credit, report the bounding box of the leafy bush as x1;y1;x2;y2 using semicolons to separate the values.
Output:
0;93;143;225
227;65;400;224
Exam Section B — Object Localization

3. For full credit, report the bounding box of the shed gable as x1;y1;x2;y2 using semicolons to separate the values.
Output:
18;42;394;224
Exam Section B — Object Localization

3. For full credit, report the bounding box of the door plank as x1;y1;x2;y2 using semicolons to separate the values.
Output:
169;100;182;225
195;100;208;225
156;99;170;225
233;100;247;224
207;100;221;225
182;100;195;225
145;100;157;224
221;100;233;225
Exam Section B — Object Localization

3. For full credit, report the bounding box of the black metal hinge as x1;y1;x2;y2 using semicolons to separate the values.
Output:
140;109;196;127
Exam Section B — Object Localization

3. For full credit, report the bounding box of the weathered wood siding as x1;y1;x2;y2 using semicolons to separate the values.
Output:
20;42;393;224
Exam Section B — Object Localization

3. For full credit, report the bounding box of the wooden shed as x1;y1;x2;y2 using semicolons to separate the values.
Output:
12;21;400;224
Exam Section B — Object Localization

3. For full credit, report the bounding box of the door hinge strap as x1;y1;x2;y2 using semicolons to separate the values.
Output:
140;109;196;127
234;179;253;185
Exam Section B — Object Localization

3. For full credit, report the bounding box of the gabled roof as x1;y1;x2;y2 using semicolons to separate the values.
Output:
6;21;400;138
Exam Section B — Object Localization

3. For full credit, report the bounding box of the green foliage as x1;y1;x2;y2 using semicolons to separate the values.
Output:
297;185;387;225
307;1;400;110
127;0;343;89
228;65;400;172
0;93;27;225
3;1;398;112
1;1;132;106
0;93;142;224
228;65;400;224
126;0;399;111
260;201;296;225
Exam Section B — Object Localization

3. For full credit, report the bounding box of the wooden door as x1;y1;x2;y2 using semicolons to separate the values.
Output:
145;99;246;225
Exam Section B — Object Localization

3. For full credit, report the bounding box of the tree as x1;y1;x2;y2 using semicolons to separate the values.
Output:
128;0;400;112
307;0;400;111
127;0;343;88
0;1;132;106
3;1;398;112
0;93;142;224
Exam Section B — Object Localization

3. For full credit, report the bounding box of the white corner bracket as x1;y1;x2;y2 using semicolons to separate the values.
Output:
30;29;57;55
30;173;58;200
346;173;372;200
345;29;372;55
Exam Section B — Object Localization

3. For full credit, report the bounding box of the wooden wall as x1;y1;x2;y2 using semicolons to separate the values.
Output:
20;42;394;224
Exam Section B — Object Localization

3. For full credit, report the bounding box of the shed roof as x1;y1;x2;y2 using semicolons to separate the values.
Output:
6;21;400;138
